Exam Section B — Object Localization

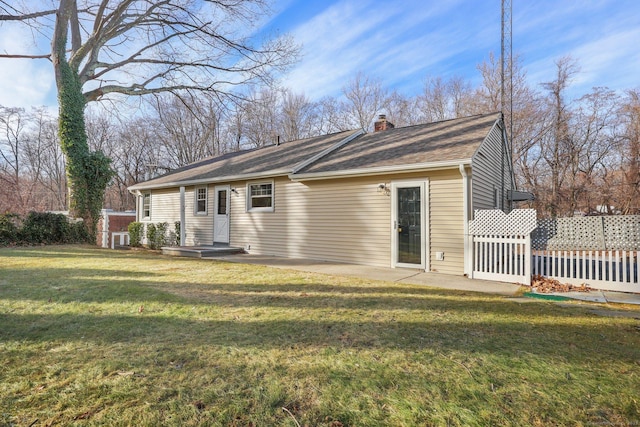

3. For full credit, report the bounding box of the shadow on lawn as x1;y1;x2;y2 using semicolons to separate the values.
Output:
3;265;640;319
0;246;129;259
1;302;639;363
0;265;590;315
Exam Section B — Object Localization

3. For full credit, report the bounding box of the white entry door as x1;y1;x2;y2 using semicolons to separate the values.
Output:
213;185;230;244
391;180;428;270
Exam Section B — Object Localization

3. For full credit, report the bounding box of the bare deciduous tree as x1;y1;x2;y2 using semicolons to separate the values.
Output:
279;89;318;141
419;75;474;122
342;72;389;131
616;89;640;214
0;0;297;235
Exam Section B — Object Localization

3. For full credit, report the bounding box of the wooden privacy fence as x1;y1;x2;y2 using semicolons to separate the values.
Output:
469;209;537;284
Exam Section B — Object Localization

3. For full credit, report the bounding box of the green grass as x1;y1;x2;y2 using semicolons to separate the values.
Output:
1;246;639;426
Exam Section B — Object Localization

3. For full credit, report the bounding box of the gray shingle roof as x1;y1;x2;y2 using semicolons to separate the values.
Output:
129;129;359;190
296;113;499;175
129;113;499;191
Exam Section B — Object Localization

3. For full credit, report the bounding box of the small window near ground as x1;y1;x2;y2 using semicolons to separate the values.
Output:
247;181;274;212
195;187;208;215
142;192;151;219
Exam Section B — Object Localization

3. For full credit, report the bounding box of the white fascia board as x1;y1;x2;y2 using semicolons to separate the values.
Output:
290;159;472;181
291;129;365;174
128;170;290;192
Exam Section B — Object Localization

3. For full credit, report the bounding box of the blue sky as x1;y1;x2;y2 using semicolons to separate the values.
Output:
263;0;640;100
1;0;638;109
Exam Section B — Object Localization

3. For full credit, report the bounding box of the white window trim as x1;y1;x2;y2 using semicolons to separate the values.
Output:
142;192;151;220
246;180;275;212
194;186;208;215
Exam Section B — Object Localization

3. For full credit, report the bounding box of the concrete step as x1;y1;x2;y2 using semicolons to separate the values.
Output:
161;246;244;258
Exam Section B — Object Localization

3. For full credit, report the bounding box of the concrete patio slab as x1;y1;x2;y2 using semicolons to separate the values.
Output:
203;253;640;305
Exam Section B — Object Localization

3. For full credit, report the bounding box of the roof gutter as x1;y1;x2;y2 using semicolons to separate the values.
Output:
128;170;291;192
290;159;472;181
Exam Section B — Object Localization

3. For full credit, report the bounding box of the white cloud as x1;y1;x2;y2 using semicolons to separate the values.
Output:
513;0;640;96
278;0;490;100
0;26;55;108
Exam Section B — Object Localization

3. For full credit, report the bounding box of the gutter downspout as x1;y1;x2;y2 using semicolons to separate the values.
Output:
179;186;186;246
132;190;141;222
459;164;472;277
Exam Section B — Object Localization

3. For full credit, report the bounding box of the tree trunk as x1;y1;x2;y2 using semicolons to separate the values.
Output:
51;0;112;238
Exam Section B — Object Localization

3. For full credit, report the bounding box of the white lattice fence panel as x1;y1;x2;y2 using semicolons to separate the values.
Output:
469;209;536;284
534;215;640;251
532;218;555;250
604;215;640;250
548;217;605;250
469;209;537;236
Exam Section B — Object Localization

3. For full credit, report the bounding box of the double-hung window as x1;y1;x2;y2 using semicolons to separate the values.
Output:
247;181;274;212
195;186;208;215
142;192;151;219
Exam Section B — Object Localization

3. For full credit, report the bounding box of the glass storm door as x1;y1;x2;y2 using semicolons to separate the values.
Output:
392;182;426;269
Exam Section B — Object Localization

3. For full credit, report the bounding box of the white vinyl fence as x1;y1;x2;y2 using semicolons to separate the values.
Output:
532;250;639;293
532;215;640;293
470;211;640;293
469;209;537;284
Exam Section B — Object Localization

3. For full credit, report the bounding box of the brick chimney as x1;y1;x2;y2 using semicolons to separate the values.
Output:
374;114;394;132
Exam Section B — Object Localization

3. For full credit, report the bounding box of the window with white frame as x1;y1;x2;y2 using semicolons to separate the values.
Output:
195;186;208;215
142;192;151;219
247;181;274;211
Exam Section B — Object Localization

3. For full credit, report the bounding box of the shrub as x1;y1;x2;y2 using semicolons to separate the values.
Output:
128;222;143;247
68;219;91;244
145;223;157;249
0;212;91;246
174;221;181;245
19;212;68;244
0;213;20;245
154;222;169;248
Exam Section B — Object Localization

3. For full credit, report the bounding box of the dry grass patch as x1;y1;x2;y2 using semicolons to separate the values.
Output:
1;245;639;426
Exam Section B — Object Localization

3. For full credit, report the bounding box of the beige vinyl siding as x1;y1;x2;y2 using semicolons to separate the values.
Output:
229;170;465;275
184;185;214;246
471;121;513;212
139;186;215;246
143;188;181;223
427;170;465;275
139;188;180;246
230;176;391;267
139;168;466;275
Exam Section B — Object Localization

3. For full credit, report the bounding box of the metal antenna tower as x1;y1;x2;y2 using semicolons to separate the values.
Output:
501;0;513;209
501;0;513;145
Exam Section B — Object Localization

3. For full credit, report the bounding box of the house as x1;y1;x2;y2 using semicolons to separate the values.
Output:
128;112;515;276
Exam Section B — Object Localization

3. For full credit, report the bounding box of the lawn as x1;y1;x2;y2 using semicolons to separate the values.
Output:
1;246;639;426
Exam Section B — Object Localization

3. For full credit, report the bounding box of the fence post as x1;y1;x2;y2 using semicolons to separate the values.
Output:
524;233;531;285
